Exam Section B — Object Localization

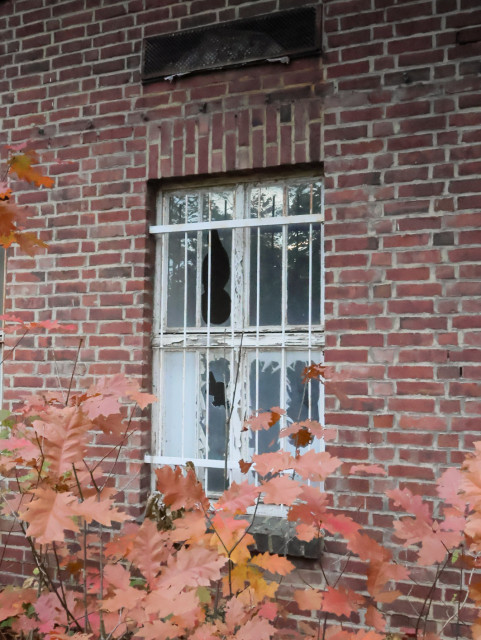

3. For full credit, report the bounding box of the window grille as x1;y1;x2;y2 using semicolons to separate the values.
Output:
147;177;324;497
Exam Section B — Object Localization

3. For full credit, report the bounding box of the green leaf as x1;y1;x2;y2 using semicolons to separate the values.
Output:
197;586;211;604
0;409;11;423
0;617;15;628
129;577;146;588
451;549;460;564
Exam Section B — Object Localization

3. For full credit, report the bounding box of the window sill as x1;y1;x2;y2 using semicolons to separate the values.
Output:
248;515;323;559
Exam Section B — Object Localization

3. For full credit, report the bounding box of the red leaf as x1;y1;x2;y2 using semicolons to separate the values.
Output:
261;475;302;506
33;406;92;478
252;450;295;477
365;605;386;632
246;407;285;432
437;467;465;510
216;480;260;513
294;449;342;481
321;586;364;618
155;465;208;511
239;459;252;473
127;519;172;586
156;546;227;591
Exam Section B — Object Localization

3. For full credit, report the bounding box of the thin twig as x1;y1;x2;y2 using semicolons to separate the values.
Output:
0;328;29;365
66;337;83;405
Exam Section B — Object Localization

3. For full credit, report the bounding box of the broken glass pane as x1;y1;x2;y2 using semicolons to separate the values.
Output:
199;354;231;493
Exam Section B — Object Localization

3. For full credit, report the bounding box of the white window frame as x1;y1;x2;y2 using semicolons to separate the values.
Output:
146;174;324;497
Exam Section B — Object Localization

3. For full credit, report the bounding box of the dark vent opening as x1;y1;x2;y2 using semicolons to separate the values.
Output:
142;6;321;82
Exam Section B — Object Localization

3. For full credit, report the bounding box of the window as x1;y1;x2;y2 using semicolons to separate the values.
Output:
147;175;324;496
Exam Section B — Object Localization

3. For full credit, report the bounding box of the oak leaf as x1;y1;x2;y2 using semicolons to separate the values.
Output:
322;586;364;618
155;465;208;511
235;617;275;640
216;480;260;513
33;406;92;478
365;605;386;632
252;450;295;477
251;552;294;576
437;467;465;510
8;150;54;188
20;487;80;543
261;474;302;505
245;407;285;432
0;587;37;621
127;519;172;586
294;588;323;611
294;449;342;481
75;493;130;527
157;546;227;591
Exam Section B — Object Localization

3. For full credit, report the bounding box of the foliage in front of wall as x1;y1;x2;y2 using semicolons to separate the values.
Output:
0;147;480;640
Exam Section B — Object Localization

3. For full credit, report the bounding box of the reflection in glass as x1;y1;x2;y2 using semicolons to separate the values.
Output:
202;191;234;222
287;224;321;325
249;226;282;326
250;186;283;218
249;353;281;456
167;232;197;327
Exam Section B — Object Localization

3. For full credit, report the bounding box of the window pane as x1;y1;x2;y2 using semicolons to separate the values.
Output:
162;351;198;458
286;352;321;424
249;352;281;456
202;190;234;222
287;181;322;216
201;229;232;327
168;194;200;224
249;226;282;326
250;185;283;218
287;224;321;325
166;232;197;327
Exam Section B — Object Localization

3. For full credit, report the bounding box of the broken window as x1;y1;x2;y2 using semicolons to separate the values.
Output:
148;177;324;497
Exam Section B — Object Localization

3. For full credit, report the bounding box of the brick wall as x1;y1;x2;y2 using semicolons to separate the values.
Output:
0;0;480;632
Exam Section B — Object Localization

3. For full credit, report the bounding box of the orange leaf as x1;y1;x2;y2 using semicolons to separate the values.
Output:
8;150;54;188
365;605;386;632
294;588;323;611
19;487;80;544
251;552;294;576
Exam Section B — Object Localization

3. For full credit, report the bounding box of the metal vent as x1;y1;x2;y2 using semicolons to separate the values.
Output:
142;6;321;82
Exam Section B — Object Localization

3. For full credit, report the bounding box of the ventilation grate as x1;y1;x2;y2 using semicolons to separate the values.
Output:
142;6;321;82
